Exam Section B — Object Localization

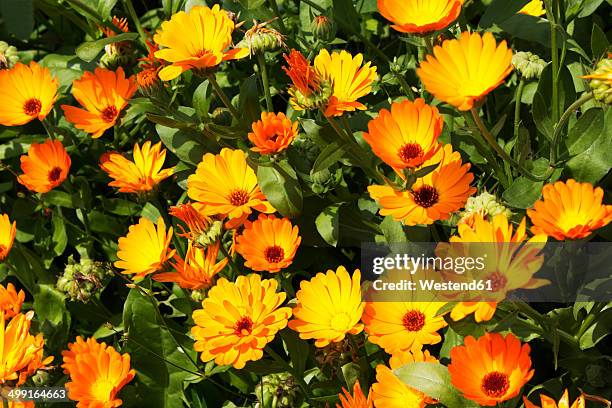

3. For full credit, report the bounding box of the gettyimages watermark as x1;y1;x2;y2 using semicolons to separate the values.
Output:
361;242;612;302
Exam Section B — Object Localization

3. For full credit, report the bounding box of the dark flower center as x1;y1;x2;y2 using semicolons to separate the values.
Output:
48;167;63;182
24;98;42;117
402;310;426;332
481;371;510;398
228;189;250;206
264;245;285;263
487;272;508;292
234;316;254;336
101;106;118;123
398;143;424;163
413;185;439;208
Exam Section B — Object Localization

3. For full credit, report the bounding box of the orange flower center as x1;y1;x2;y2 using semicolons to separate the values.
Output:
264;245;285;263
412;185;439;208
48;167;63;182
481;371;509;398
402;310;425;332
398;143;424;163
228;189;250;206
234;316;254;336
23;98;42;117
487;272;508;292
101;106;118;123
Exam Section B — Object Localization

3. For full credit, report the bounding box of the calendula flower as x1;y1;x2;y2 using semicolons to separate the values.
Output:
192;274;291;369
61;67;137;138
235;214;301;273
153;5;248;80
187;148;275;228
136;39;163;95
368;144;476;226
417;32;513;111
0;62;58;126
238;19;286;55
582;58;612;104
449;332;533;406
519;0;545;16
0;214;16;262
371;349;437;408
99;16;132;70
363;99;443;171
154;241;228;290
288;266;364;347
337;380;373;408
99;141;175;194
377;0;465;34
115;217;175;280
450;302;497;323
527;179;612;240
524;389;586;408
18;138;71;194
283;49;333;111
362;301;447;353
169;203;223;247
62;336;135;408
248;112;299;155
0;283;24;319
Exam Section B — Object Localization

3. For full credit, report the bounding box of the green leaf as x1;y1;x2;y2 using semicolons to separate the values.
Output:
141;202;163;223
380;215;407;244
566;109;612;183
0;0;34;40
578;0;605;17
257;160;303;218
333;0;361;33
281;329;309;376
533;64;576;139
43;190;74;208
95;0;118;18
156;124;208;166
76;32;138;62
591;24;608;58
52;211;68;256
312;143;345;174
315;204;341;246
479;0;530;28
502;177;543;209
238;74;261;125
578;307;612;349
193;80;212;120
33;284;71;351
562;108;605;159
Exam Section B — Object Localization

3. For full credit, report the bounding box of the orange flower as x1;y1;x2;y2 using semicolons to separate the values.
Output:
0;283;25;319
235;214;301;273
100;16;129;37
363;99;443;171
449;332;533;406
528;179;612;240
248;112;299;154
61;67;137;138
169;203;223;247
282;49;326;107
99;141;175;194
0;61;58;126
62;336;135;408
524;389;586;408
18;139;71;194
337;380;373;408
450;302;497;323
377;0;465;34
417;32;513;111
136;39;163;93
0;214;16;262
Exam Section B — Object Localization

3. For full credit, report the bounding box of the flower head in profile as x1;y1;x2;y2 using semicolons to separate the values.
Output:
154;241;228;290
169;203;223;247
0;283;24;319
239;19;286;55
363;99;443;172
61;67;137;138
192;274;291;369
187;148;275;228
0;62;58;126
62;336;135;407
523;389;586;408
449;332;533;406
0;214;16;262
99;16;132;69
153;5;248;80
519;0;545;17
377;0;465;34
582;57;612;104
417;32;513;111
528;179;612;240
136;39;163;94
115;217;175;280
337;380;372;408
283;49;332;111
236;214;301;273
99;141;175;194
248;112;299;155
289;266;364;347
18;138;71;194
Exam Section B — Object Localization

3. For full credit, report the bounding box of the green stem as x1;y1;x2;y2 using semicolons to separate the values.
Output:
257;53;274;112
576;302;605;339
122;0;147;46
514;301;579;349
550;92;594;165
513;79;526;145
41;118;55;140
265;346;311;398
424;35;435;54
395;72;415;99
546;0;560;123
207;73;241;122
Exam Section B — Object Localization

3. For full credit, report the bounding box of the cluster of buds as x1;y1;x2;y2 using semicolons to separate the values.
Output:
512;51;547;80
99;16;135;70
311;15;336;43
0;41;19;69
56;256;109;302
282;50;332;111
458;191;512;227
582;56;612;105
237;19;286;56
254;373;304;408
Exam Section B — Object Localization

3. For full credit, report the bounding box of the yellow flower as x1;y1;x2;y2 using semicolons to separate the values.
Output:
450;302;497;323
289;266;364;347
0;214;16;262
378;0;465;34
153;5;249;80
0;283;24;320
417;32;513;111
519;0;545;17
0;62;58;126
523;389;586;408
192;274;291;369
115;217;175;280
99;141;175;194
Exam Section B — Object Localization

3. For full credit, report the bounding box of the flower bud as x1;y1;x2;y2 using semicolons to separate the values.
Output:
56;255;109;302
310;167;343;195
459;191;512;227
582;58;612;105
512;51;547;80
255;373;303;408
0;41;19;70
239;20;286;56
312;15;336;43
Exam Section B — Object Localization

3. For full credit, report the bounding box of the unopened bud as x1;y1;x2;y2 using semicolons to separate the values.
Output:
512;51;547;80
459;191;512;227
582;58;612;105
312;15;336;43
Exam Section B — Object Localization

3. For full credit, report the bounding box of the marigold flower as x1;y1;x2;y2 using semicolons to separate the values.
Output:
449;332;534;406
18;139;71;194
519;0;545;16
99;141;175;194
0;62;58;126
169;203;223;247
153;5;248;80
248;112;299;155
417;32;513;111
527;179;612;240
450;302;497;323
136;40;163;94
238;19;286;55
523;389;586;408
0;283;24;319
283;49;332;111
337;380;372;408
62;336;135;407
371;349;437;408
377;0;465;34
368;144;476;226
0;214;16;262
288;266;364;347
115;217;175;280
581;58;612;105
187;148;275;228
191;274;291;369
235;214;301;273
99;16;132;70
363;99;443;171
154;241;228;290
61;67;137;138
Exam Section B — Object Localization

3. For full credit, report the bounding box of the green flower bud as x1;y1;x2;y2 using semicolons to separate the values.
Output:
312;15;336;43
57;255;109;302
583;58;612;105
195;219;223;248
310;167;343;195
291;78;333;111
459;191;512;226
255;373;303;408
31;370;50;387
512;51;547;80
0;41;19;69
